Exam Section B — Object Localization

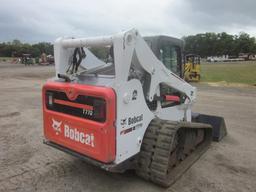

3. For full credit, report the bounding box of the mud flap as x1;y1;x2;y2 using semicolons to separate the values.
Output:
192;113;227;142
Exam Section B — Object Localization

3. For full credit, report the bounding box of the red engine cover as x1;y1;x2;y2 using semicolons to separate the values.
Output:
43;82;116;163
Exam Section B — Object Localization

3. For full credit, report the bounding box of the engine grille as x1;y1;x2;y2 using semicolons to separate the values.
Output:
45;90;106;122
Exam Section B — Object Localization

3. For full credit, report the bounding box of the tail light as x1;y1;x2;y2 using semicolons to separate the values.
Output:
46;92;54;108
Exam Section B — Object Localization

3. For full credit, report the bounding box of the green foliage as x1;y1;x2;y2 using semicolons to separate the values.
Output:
201;61;256;84
0;40;53;58
184;32;256;57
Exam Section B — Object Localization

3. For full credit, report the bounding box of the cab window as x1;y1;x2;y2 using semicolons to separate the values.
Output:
159;45;182;108
160;45;181;76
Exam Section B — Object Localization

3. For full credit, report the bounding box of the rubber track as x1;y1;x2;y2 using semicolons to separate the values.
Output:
136;118;212;187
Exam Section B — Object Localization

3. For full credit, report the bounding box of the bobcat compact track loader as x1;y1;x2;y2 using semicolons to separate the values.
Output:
43;29;227;187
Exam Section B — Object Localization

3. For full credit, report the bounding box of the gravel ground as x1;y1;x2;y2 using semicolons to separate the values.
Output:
0;63;256;192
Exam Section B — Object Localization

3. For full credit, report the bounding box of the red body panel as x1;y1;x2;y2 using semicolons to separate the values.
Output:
43;82;116;163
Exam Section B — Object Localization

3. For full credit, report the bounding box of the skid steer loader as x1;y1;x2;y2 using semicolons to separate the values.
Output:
43;29;227;187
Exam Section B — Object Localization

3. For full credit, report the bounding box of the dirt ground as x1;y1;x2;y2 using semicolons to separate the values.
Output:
0;63;256;192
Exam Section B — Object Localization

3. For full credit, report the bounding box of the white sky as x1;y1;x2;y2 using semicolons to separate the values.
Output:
0;0;256;42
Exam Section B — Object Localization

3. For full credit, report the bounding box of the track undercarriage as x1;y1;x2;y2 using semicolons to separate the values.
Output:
136;119;212;187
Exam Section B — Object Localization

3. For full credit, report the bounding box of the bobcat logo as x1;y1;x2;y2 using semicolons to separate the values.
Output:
121;118;127;126
52;118;62;135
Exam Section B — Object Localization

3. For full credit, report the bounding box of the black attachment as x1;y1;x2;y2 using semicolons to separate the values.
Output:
192;113;227;141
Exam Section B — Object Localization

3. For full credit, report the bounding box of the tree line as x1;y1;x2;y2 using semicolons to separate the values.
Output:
0;39;53;58
183;32;256;58
1;32;256;59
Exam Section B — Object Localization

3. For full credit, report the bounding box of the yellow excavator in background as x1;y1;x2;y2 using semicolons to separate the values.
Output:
184;54;201;82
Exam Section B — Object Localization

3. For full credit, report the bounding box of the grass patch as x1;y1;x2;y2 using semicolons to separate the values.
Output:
201;61;256;85
0;57;14;62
